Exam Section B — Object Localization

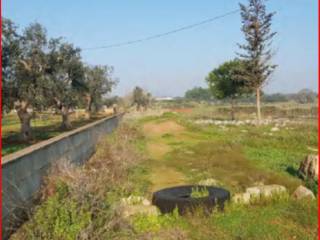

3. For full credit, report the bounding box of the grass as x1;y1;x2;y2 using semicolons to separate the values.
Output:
10;106;318;239
2;111;111;156
190;187;209;198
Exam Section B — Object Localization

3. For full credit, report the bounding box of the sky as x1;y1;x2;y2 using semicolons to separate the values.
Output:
3;0;318;97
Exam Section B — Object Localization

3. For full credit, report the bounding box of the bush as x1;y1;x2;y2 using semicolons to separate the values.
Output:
22;182;91;240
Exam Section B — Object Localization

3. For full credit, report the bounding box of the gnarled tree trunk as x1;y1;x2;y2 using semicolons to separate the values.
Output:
60;106;72;130
85;93;92;119
15;101;33;141
54;98;73;130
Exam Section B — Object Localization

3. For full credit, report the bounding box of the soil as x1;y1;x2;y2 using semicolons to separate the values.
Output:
142;120;187;192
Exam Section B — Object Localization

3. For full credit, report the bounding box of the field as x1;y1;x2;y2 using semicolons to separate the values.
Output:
11;103;318;240
2;111;112;156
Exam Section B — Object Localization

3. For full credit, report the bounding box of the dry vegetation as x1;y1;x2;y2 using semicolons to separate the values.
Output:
10;103;318;239
11;123;140;239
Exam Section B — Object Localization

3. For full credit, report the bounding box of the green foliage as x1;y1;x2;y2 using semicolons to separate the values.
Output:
238;0;277;90
47;39;86;111
1;17;118;134
190;187;209;198
132;208;181;233
132;86;152;110
206;59;246;100
25;182;91;240
185;87;212;101
84;65;117;112
305;178;318;195
2;18;20;112
211;198;317;240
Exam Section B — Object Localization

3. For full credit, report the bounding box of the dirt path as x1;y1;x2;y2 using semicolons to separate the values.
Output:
142;120;188;192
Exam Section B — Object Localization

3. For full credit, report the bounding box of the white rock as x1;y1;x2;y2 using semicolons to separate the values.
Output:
271;127;280;132
259;185;287;197
142;199;151;206
122;205;159;218
198;178;220;186
292;185;315;200
246;185;287;198
246;187;261;198
232;192;251;204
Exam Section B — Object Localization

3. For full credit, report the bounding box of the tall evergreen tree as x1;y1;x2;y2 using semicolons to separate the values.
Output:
238;0;277;123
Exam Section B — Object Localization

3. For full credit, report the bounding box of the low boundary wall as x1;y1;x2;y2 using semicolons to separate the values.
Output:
2;114;123;239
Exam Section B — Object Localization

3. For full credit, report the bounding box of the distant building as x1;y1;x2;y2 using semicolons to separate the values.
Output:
155;97;174;101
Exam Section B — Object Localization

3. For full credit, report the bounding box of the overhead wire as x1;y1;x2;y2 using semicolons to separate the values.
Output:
82;9;240;51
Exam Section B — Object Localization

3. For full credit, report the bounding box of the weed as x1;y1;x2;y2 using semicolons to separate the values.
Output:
190;187;209;198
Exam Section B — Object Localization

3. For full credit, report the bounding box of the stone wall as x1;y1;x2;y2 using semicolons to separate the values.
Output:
2;114;122;239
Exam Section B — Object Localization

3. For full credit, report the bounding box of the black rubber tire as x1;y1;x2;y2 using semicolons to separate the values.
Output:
152;185;230;215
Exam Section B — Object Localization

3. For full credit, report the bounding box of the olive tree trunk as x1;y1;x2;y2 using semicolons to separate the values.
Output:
60;106;72;130
15;101;33;141
85;94;92;119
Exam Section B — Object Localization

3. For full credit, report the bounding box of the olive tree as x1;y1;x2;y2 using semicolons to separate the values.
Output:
9;22;50;140
132;86;152;111
47;39;85;129
84;65;117;117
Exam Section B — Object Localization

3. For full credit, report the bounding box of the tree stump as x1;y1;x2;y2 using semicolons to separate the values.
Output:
298;155;318;180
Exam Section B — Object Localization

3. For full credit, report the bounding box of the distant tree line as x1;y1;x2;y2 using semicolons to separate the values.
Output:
2;18;117;140
185;87;317;104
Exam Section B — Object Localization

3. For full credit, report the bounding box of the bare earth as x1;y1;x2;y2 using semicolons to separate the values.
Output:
142;120;187;192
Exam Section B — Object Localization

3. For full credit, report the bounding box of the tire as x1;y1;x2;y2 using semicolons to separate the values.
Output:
152;185;230;215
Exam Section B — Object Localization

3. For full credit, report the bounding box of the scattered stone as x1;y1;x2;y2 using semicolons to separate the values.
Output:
298;155;319;180
253;181;265;186
198;178;220;186
246;184;287;198
271;127;279;132
292;185;315;200
118;196;159;218
194;118;292;127
246;187;261;198
233;184;287;205
142;199;151;206
121;205;159;218
259;185;287;197
232;192;251;204
121;196;144;205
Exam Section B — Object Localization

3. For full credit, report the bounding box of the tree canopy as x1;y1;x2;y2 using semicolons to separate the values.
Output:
1;17;118;138
206;59;246;120
132;86;152;111
206;60;245;100
184;87;212;101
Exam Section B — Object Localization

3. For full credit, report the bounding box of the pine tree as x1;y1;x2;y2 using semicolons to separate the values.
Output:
238;0;277;123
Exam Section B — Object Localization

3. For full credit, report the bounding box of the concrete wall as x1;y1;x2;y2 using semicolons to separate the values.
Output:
2;114;122;239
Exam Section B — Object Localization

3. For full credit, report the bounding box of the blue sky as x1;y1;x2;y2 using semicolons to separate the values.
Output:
3;0;318;97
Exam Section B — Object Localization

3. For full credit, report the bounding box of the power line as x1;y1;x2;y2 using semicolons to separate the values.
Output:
82;9;240;51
